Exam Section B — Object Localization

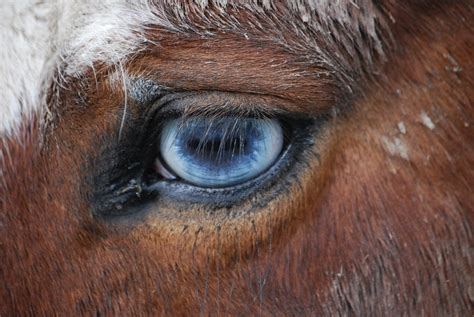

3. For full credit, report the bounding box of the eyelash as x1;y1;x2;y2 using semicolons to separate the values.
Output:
90;92;321;218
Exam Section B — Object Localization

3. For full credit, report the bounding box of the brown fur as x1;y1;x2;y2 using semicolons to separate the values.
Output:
1;1;473;315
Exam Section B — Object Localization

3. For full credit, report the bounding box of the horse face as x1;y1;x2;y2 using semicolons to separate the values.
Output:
1;1;472;315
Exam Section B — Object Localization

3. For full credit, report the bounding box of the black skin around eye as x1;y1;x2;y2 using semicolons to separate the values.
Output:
89;90;326;219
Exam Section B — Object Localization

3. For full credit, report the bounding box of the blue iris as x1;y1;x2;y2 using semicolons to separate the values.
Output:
159;117;284;187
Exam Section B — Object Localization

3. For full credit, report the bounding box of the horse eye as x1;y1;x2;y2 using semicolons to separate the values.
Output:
157;117;284;188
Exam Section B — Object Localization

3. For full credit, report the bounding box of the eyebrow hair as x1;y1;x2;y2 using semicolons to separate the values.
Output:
155;1;391;81
60;0;391;82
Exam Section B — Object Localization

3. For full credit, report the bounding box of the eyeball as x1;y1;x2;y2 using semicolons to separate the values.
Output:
158;117;284;188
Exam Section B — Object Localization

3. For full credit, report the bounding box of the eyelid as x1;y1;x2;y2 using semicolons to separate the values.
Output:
128;72;337;119
142;90;306;124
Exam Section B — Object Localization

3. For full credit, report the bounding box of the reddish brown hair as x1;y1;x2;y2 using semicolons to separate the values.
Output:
1;1;472;315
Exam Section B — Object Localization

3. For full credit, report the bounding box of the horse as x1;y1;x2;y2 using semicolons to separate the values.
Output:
1;1;472;315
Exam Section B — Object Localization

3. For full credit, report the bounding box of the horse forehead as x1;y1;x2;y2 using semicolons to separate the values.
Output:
0;0;384;135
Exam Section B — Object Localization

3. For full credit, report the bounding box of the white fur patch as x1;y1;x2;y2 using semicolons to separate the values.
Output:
0;1;55;135
0;0;153;135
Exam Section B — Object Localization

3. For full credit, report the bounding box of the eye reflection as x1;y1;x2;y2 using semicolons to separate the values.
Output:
158;117;284;188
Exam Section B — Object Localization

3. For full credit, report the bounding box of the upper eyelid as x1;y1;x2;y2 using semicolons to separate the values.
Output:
128;78;318;123
130;85;288;123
